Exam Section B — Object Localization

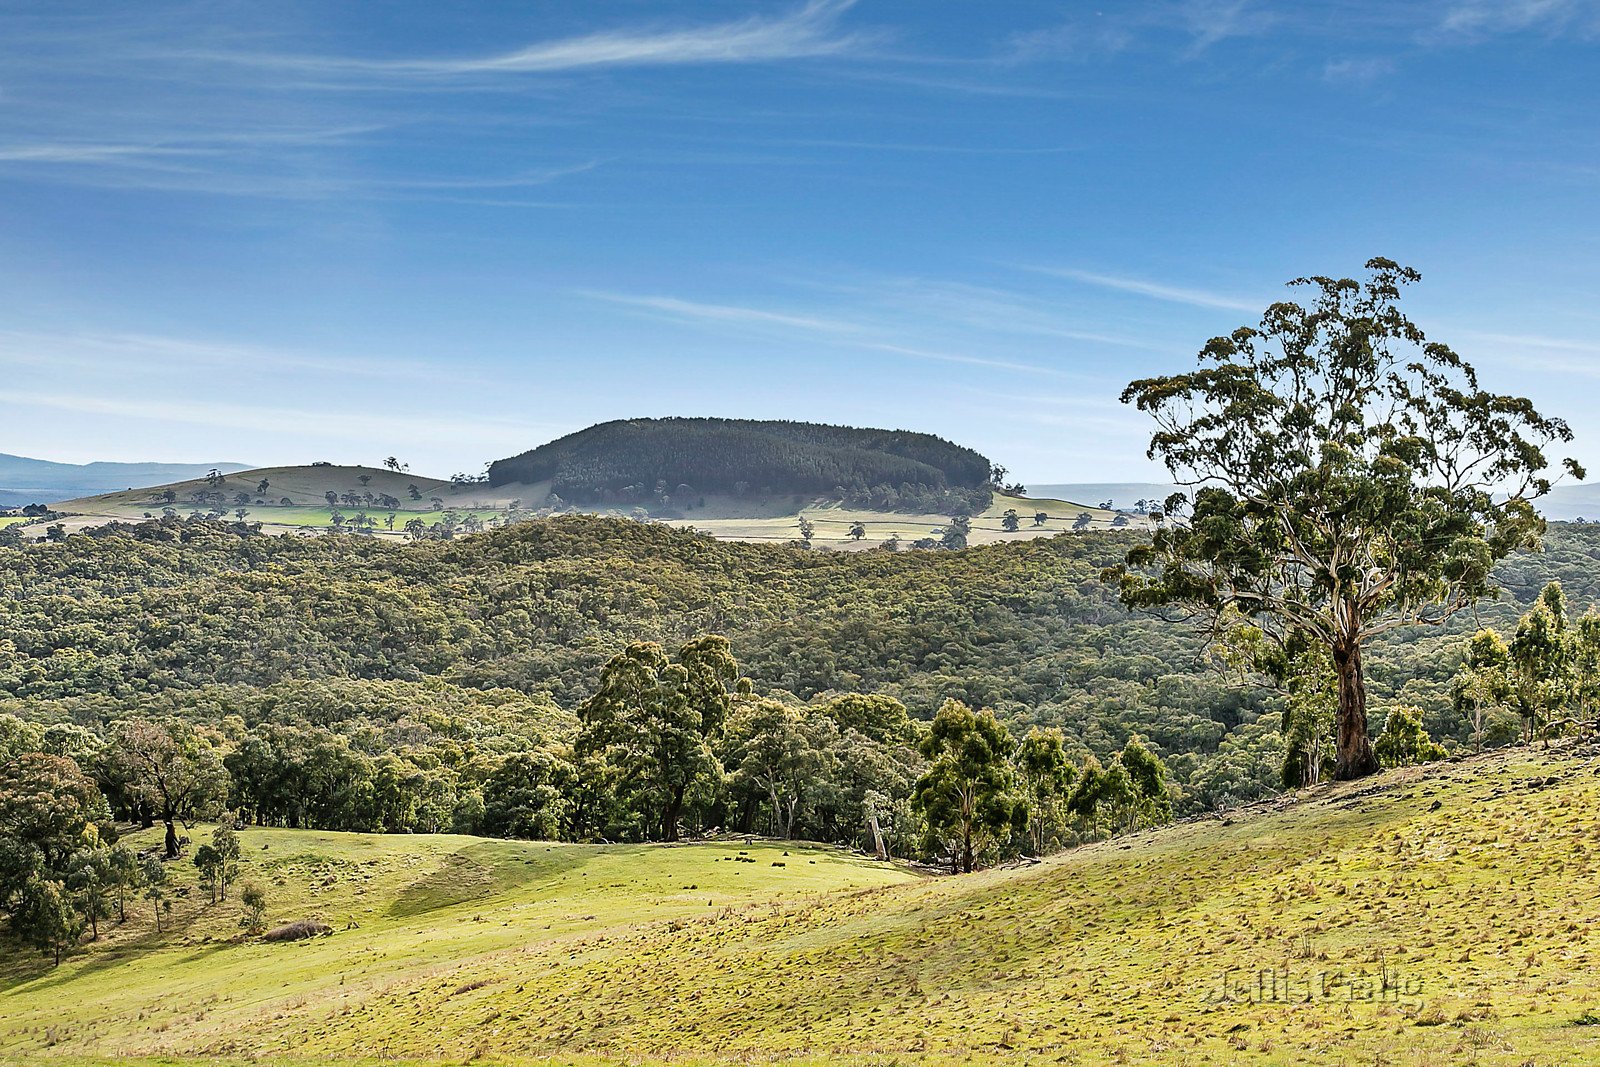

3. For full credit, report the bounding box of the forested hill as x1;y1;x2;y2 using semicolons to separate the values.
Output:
6;515;1600;811
486;418;993;504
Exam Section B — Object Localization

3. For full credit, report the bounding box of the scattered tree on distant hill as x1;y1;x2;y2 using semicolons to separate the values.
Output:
206;469;225;488
1068;739;1171;837
797;516;815;545
1001;509;1021;532
914;699;1020;873
384;457;407;472
1073;513;1092;531
941;515;971;550
210;824;241;899
1033;512;1048;527
1112;258;1580;781
849;521;866;541
1110;514;1129;528
193;843;222;903
256;479;270;494
324;491;337;507
1510;582;1574;743
107;719;229;857
358;475;372;487
723;698;829;839
65;847;113;940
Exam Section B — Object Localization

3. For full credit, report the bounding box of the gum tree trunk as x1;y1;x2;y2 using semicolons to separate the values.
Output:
1333;642;1379;780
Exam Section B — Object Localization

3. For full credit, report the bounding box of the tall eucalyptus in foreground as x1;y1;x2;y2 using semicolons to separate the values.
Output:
1110;258;1580;780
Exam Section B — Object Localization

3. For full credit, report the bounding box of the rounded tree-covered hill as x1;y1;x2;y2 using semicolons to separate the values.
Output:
487;417;993;502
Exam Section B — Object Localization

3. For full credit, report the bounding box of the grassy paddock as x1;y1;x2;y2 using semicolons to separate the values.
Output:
6;747;1600;1065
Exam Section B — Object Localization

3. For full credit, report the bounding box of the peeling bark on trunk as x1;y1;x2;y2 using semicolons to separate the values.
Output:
1333;643;1379;780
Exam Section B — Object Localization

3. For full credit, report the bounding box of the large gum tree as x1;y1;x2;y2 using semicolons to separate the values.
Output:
1110;259;1581;780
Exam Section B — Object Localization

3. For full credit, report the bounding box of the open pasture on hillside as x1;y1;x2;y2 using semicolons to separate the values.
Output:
7;747;1600;1067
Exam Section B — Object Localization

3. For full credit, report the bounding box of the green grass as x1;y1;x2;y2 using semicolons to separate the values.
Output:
0;515;35;529
7;746;1600;1065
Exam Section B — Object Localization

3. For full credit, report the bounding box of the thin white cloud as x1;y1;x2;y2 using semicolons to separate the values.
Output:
1022;266;1262;312
0;143;210;164
0;329;475;385
1454;329;1600;380
581;290;1065;376
0;389;537;449
188;1;868;82
583;292;861;335
1437;0;1600;39
1322;56;1397;85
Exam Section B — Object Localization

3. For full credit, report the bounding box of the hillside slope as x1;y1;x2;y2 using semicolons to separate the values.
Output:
4;746;1599;1066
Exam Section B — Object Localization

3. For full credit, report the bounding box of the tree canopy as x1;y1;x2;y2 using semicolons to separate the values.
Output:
1113;258;1580;779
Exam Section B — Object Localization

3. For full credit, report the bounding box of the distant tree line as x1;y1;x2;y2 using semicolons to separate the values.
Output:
0;637;1176;965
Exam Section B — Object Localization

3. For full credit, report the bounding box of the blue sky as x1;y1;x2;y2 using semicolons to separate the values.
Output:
1;0;1597;483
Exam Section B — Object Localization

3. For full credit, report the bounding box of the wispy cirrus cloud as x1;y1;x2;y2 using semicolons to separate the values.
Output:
0;329;474;385
0;388;538;448
1021;266;1262;313
1436;0;1600;40
186;0;871;84
582;289;1067;376
1006;0;1276;63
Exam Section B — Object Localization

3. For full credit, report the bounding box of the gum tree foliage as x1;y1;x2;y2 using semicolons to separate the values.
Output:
722;698;832;840
1374;704;1447;768
1016;726;1075;855
481;748;577;841
576;636;742;842
913;699;1021;874
1453;630;1517;751
1112;259;1580;780
107;719;229;857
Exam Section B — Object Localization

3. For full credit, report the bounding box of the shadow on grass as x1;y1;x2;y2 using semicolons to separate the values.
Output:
385;839;595;919
0;906;238;995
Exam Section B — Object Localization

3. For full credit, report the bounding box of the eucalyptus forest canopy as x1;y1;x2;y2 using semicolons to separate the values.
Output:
5;514;1599;813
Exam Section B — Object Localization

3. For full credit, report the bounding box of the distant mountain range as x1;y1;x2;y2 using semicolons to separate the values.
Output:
0;454;251;508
